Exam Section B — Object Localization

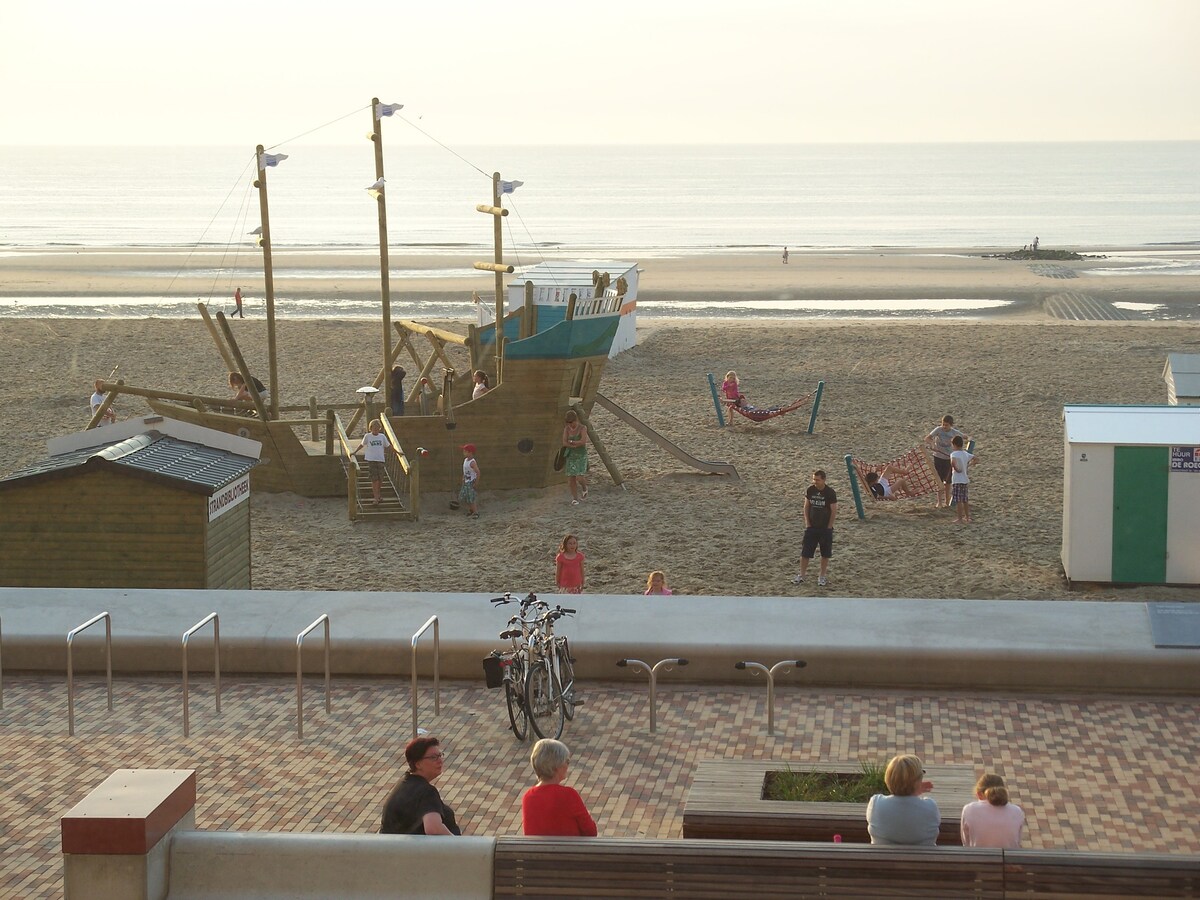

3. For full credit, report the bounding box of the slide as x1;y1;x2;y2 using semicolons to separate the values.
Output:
593;392;739;478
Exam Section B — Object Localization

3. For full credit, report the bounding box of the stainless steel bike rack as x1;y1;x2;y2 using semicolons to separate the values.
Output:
296;615;331;740
67;612;113;736
735;658;807;735
182;613;221;737
411;615;440;740
616;657;689;733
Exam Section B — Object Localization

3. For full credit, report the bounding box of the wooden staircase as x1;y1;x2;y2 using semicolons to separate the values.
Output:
352;466;414;521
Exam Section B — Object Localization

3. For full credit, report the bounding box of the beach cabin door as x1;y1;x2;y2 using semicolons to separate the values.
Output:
1111;446;1169;583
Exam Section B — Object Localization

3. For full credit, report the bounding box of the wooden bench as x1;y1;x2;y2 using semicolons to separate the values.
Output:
682;758;975;845
495;837;1004;898
493;839;1200;899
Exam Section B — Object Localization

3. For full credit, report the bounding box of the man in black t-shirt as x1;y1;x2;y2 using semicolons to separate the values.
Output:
792;469;838;588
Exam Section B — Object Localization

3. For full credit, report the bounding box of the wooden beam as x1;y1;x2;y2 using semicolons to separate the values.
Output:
198;302;238;374
216;311;269;421
393;319;468;346
572;402;624;487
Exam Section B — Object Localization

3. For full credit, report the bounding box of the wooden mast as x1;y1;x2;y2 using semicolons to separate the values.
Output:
369;98;393;397
473;173;513;384
254;145;280;419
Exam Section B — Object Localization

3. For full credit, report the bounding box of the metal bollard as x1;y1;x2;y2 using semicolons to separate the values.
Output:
735;659;807;735
617;657;689;733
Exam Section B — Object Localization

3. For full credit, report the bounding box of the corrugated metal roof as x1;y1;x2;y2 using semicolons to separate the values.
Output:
1063;405;1200;445
0;431;257;494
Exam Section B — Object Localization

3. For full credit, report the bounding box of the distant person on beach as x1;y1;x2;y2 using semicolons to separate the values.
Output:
380;736;461;835
925;415;969;509
950;435;977;524
792;469;837;587
961;773;1024;848
472;369;490;400
460;443;480;518
89;379;116;425
234;286;244;317
721;371;747;409
390;366;406;416
865;464;915;500
782;246;789;265
866;754;940;847
1032;236;1040;251
645;571;672;595
555;534;585;594
357;418;387;506
562;410;590;505
521;739;597;837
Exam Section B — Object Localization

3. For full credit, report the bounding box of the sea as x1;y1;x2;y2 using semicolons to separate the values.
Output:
2;142;1198;320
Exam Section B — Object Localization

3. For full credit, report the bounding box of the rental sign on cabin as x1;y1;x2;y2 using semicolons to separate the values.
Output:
209;475;251;521
1170;447;1200;472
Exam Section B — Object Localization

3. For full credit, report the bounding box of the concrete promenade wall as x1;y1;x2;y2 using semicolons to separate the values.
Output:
3;587;1195;693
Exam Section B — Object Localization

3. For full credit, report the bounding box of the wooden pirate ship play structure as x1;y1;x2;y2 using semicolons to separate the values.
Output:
85;98;650;520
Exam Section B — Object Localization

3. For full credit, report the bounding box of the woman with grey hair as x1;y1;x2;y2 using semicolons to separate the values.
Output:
865;754;940;846
520;739;597;836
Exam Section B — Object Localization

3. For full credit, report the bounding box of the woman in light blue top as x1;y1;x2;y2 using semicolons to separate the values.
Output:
865;754;940;846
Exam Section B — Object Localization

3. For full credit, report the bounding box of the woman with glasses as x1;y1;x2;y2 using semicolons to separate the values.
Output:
521;739;597;836
865;754;940;846
380;736;461;835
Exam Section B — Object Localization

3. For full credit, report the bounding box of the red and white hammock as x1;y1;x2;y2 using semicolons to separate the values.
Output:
850;446;940;500
728;388;819;424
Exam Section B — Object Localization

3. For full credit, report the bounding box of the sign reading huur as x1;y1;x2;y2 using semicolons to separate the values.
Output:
1170;446;1200;473
208;474;251;521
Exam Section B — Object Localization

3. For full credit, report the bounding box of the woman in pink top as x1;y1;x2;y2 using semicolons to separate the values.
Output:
555;534;585;594
960;773;1025;848
644;571;673;595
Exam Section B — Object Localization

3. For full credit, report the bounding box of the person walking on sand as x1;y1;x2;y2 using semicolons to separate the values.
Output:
234;286;244;317
562;410;590;505
555;534;585;595
792;469;837;587
460;444;480;519
782;246;789;265
950;435;977;524
356;418;388;506
925;414;969;509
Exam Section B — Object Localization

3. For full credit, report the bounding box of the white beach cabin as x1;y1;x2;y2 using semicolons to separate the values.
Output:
477;261;639;358
1061;405;1200;586
1163;353;1200;406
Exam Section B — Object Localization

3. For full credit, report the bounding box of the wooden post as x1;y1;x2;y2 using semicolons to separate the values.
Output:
326;409;335;456
566;293;578;321
309;397;318;441
198;302;238;374
254;144;280;420
492;172;504;385
369;98;394;401
522;281;534;339
571;402;624;487
217;312;269;421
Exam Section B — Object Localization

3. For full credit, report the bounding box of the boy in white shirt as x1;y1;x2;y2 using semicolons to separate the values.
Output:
949;435;977;524
357;419;388;506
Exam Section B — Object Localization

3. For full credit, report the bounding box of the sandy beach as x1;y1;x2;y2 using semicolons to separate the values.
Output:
2;248;1198;602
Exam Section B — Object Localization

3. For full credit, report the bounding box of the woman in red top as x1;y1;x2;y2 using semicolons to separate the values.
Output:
521;738;597;836
555;534;585;594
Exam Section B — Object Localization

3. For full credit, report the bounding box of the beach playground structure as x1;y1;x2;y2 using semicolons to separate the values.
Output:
843;447;943;519
707;374;825;430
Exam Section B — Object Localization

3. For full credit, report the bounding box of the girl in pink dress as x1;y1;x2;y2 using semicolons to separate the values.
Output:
644;571;673;595
555;534;585;595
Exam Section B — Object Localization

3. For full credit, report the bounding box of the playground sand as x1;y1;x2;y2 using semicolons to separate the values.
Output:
2;316;1198;603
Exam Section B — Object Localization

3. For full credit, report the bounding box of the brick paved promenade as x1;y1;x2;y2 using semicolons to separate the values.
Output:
3;673;1198;898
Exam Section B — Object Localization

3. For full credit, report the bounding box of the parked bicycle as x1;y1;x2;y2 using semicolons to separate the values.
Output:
483;592;578;741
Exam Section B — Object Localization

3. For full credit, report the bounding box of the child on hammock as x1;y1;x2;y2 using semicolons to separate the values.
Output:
721;371;747;409
865;464;915;500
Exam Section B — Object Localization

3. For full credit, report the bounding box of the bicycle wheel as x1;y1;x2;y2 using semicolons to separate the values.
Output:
505;660;529;741
556;639;577;721
525;658;564;740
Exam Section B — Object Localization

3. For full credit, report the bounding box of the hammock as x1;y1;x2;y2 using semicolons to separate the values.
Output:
728;388;818;423
850;446;940;500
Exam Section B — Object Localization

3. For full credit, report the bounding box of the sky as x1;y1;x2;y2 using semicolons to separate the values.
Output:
1;0;1198;146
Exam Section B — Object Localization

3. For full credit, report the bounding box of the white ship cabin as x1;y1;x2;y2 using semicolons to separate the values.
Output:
477;261;640;358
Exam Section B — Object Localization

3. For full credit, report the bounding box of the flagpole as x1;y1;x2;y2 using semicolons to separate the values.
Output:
370;98;393;392
254;144;279;419
493;171;504;384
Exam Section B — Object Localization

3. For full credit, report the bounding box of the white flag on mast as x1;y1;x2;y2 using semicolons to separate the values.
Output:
258;152;289;168
375;102;404;118
499;180;524;195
